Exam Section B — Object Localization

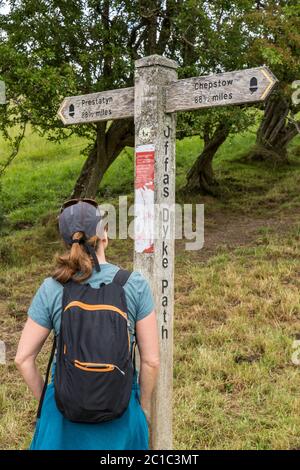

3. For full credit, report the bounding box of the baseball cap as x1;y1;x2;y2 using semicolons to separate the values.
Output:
58;199;107;272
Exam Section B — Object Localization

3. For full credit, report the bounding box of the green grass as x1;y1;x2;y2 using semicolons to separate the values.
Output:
0;123;300;449
174;223;300;449
0;125;89;229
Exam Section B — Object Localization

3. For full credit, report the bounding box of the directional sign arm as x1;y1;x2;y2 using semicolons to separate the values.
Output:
260;67;278;101
165;66;278;113
57;87;134;125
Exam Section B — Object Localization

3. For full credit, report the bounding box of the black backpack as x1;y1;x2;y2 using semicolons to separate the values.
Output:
37;269;136;423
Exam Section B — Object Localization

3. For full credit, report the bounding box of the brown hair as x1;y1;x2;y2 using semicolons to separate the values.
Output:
52;231;101;284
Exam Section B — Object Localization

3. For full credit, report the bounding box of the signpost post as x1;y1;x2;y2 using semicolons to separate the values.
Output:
134;56;178;450
58;56;278;450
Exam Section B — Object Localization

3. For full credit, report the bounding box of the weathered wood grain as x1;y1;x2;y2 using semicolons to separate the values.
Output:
57;66;278;126
57;87;134;125
165;66;278;113
134;54;178;450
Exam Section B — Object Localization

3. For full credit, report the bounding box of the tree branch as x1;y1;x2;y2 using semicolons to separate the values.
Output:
0;120;27;178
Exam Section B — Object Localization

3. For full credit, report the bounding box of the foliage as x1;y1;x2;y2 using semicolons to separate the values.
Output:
0;1;299;186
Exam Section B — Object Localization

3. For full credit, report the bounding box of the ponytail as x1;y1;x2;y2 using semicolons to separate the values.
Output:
52;231;100;284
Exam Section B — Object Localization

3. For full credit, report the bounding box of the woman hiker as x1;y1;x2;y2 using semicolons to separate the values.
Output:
15;198;160;450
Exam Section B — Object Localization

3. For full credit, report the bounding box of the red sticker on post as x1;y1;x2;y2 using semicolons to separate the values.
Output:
135;144;155;254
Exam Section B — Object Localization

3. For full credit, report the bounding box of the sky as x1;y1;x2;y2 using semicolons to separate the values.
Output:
0;1;10;15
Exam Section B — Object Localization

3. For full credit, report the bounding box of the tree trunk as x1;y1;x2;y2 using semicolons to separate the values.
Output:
71;119;134;198
185;124;230;194
250;94;298;163
70;0;136;199
142;1;158;56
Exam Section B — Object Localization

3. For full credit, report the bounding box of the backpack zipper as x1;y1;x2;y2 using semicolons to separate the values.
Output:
112;365;125;376
73;360;125;375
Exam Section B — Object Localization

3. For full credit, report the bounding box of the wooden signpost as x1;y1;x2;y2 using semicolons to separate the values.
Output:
58;55;278;450
57;87;134;125
166;66;277;112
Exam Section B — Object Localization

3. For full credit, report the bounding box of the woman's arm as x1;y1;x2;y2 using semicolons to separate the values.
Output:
136;310;160;420
15;318;51;400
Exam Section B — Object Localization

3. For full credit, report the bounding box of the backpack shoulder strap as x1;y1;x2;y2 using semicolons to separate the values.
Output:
112;268;137;374
112;268;132;287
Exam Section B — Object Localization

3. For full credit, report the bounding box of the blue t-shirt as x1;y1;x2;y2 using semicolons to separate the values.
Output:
27;262;155;344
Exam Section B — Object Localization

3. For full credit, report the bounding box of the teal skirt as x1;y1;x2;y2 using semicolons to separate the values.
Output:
29;366;149;450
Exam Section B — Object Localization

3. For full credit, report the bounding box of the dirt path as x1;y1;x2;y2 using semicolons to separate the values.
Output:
176;209;300;263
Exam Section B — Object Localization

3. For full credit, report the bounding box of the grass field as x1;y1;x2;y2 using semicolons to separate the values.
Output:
0;124;300;449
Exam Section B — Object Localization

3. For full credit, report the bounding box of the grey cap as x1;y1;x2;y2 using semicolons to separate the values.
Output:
58;201;103;245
